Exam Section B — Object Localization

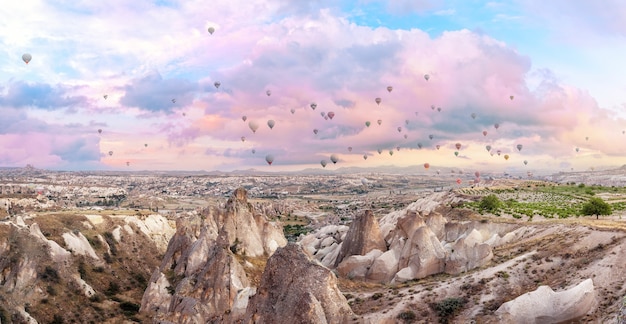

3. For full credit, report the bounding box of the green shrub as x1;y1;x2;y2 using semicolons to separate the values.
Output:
479;195;501;213
581;197;612;217
397;310;417;323
431;297;467;323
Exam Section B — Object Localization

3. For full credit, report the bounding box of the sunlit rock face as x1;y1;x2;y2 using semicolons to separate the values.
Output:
334;210;387;267
496;279;597;323
244;243;354;324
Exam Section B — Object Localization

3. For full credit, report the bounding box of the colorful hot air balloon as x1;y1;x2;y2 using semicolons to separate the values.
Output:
330;154;339;164
347;147;353;152
403;134;408;139
267;120;275;129
482;130;488;136
575;147;580;152
320;112;326;117
497;150;501;156
108;151;113;156
103;94;108;100
320;160;327;168
423;163;430;169
327;111;335;120
214;81;221;89
172;99;176;103
248;121;259;133
454;151;459;156
417;143;423;149
523;160;528;165
208;27;215;34
494;123;500;130
424;74;430;81
396;146;400;151
430;105;435;110
504;154;510;160
436;145;441;150
456;178;462;185
266;90;271;96
516;144;523;151
242;116;247;122
365;121;371;127
429;134;434;140
377;149;382;154
22;53;32;64
486;145;491;152
98;129;102;134
437;107;442;112
313;129;318;135
241;136;246;142
387;86;393;93
475;171;480;178
265;154;274;165
397;127;402;132
389;150;394;156
375;97;381;105
510;95;514;100
290;108;295;114
377;119;382;125
252;149;256;154
310;102;317;110
363;154;368;160
455;143;462;150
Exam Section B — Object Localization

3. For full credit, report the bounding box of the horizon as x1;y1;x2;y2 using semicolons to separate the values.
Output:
2;1;626;173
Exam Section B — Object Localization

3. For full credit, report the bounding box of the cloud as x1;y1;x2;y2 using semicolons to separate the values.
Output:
0;81;88;110
120;71;198;112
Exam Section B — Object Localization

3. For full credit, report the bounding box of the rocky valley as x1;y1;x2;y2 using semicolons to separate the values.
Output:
1;168;626;323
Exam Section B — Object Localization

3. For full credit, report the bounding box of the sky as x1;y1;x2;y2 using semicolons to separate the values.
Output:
1;0;626;174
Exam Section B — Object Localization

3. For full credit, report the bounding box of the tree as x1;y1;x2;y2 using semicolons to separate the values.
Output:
581;197;612;219
479;194;501;213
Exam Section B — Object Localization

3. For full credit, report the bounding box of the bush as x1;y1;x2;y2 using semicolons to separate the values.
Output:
479;194;501;213
431;297;467;323
581;197;612;218
397;310;417;323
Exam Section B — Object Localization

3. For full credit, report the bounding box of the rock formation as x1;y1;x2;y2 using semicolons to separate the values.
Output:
496;279;597;323
334;210;386;267
244;243;354;323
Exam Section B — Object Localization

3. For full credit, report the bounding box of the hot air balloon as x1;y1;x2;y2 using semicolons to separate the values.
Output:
575;147;580;152
417;143;423;149
320;112;326;117
405;119;409;125
523;160;528;165
266;90;271;96
361;178;368;185
103;94;108;100
494;123;500;130
172;99;176;103
424;163;430;169
623;130;625;135
320;160;327;168
436;170;440;174
377;120;382;126
330;154;339;164
214;81;221;89
182;112;186;116
375;97;381;105
208;27;215;34
248;121;259;133
482;130;488;136
252;149;256;154
475;171;480;178
327;112;335;120
313;129;319;134
454;151;459;156
431;105;435;110
397;127;402;132
241;136;246;142
377;149;382;154
387;86;393;93
436;145;441;150
348;147;352;152
429;134;434;140
510;95;514;100
403;134;408;139
585;136;589;141
456;178;462;185
363;154;368;160
471;113;476;119
310;102;317;110
455;143;462;150
424;74;430;81
365;121;371;127
389;150;394;156
22;53;32;64
516;144;523;151
497;150;501;156
144;143;148;147
504;154;510;160
242;116;247;122
108;151;113;156
98;129;102;134
290;108;296;114
267;120;275;129
437;107;442;112
486;145;491;151
265;154;274;165
126;161;130;166
396;146;400;151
